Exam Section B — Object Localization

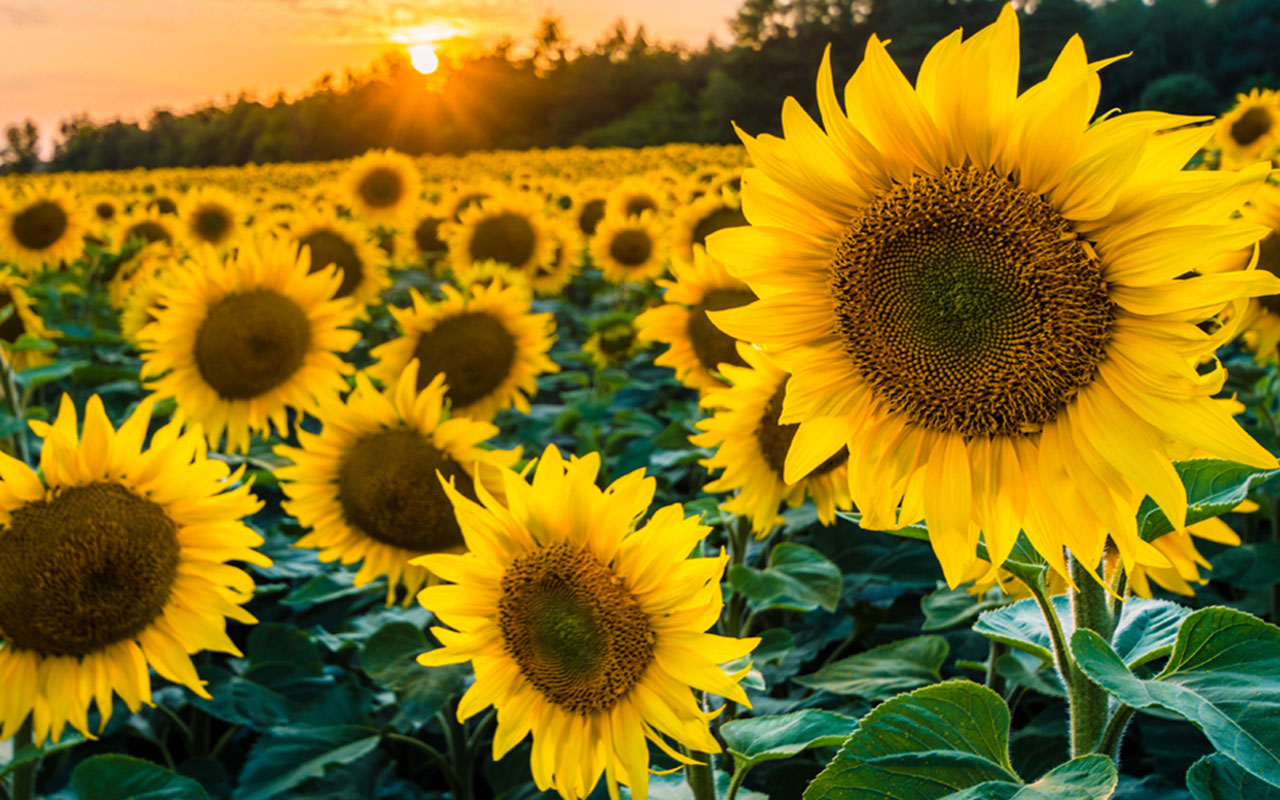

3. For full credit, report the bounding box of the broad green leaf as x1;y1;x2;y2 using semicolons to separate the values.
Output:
795;635;947;700
728;542;841;613
1071;607;1280;787
1137;459;1278;542
803;680;1018;800
16;359;87;390
944;755;1118;799
361;621;467;728
923;585;1008;631
69;754;211;800
1187;754;1280;800
721;710;857;769
189;664;300;729
976;596;1189;668
1212;543;1280;589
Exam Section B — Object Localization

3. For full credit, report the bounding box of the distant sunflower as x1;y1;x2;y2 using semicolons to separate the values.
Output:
0;394;267;745
114;208;178;255
146;194;180;216
669;192;747;267
343;149;422;222
452;259;533;303
405;206;449;270
574;192;608;237
583;312;643;370
707;8;1278;587
591;210;666;284
1128;504;1251;598
1234;183;1280;355
1215;88;1280;170
692;344;851;536
120;257;181;343
276;363;520;606
178;188;243;256
0;185;84;272
439;183;498;223
446;194;554;276
528;216;582;296
0;266;57;368
283;210;389;310
139;238;360;454
416;444;758;800
84;194;121;232
605;177;666;221
369;283;557;421
637;245;756;392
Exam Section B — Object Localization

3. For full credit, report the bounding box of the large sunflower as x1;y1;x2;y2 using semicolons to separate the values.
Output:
445;193;555;276
368;283;558;421
590;210;667;285
692;344;851;536
0;394;267;745
276;362;519;606
1215;88;1280;170
416;444;759;800
0;266;57;369
707;8;1279;587
0;185;84;273
637;245;756;392
343;149;422;222
139;238;360;454
280;210;389;311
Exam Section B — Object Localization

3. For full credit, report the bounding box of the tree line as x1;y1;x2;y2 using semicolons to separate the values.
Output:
1;0;1275;173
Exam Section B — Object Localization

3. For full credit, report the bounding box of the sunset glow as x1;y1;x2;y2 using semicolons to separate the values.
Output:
407;43;439;74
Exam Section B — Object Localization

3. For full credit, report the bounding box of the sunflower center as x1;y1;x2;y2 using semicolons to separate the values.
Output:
692;206;747;248
124;221;171;247
468;213;537;268
337;429;472;553
755;382;847;480
1231;107;1273;147
359;167;406;208
0;482;179;657
300;230;363;298
624;195;657;218
499;543;653;716
578;199;606;235
194;206;232;244
12;201;68;251
0;291;26;343
1256;232;1280;315
150;197;178;215
94;202;116;221
414;217;446;254
829;166;1113;437
412;311;518;409
688;288;756;375
194;289;312;400
609;230;652;267
597;323;635;358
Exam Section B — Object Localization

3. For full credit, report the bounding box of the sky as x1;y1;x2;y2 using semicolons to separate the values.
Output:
0;0;742;155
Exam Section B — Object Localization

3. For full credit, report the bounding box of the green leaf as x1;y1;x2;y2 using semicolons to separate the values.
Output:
803;680;1018;800
721;710;857;769
1071;607;1280;787
728;542;842;613
1187;754;1280;800
69;754;211;800
795;635;947;700
361;621;467;728
1212;543;1280;589
0;731;86;779
16;359;88;390
1137;459;1278;542
923;585;1008;631
944;755;1118;799
976;596;1189;668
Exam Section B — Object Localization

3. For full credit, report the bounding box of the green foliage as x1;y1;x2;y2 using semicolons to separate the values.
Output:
1136;460;1279;542
728;542;842;613
721;710;857;769
795;636;948;700
1188;754;1280;800
68;755;211;800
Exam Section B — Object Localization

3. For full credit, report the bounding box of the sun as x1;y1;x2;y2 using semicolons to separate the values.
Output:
408;43;439;74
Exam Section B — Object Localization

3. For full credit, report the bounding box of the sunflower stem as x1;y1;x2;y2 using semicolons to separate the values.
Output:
1026;573;1072;694
11;717;36;800
684;752;717;800
1068;554;1113;758
724;765;750;800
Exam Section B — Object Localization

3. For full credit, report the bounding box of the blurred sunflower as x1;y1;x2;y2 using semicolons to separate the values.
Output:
120;258;181;343
446;194;554;275
406;206;449;269
692;344;851;536
1233;182;1280;355
591;211;666;284
605;177;666;220
453;260;533;303
343;149;422;222
0;185;84;272
114;208;177;255
276;363;520;606
178;188;243;256
669;192;747;267
369;283;557;421
439;183;497;222
707;8;1278;587
0;266;56;368
1215;88;1280;170
139;238;360;454
528;216;582;296
416;444;758;800
583;312;643;370
637;245;756;392
574;192;608;237
283;210;389;309
146;193;180;216
0;394;267;745
84;194;121;233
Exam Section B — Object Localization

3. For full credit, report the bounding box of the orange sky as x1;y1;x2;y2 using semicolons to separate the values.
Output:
0;0;742;155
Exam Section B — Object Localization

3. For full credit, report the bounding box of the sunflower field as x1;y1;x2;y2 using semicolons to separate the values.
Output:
3;9;1280;800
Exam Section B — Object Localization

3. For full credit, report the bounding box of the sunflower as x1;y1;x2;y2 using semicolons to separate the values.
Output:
0;266;57;369
276;362;520;606
669;192;748;267
706;8;1279;588
1128;505;1251;598
415;444;759;800
574;191;608;237
583;312;643;370
0;185;84;273
280;210;389;311
113;208;178;256
369;283;558;421
590;211;667;284
691;344;851;536
0;394;267;745
1215;88;1280;170
120;257;182;343
605;177;667;221
453;260;533;303
343;149;422;222
138;238;360;454
1232;182;1280;355
527;216;582;296
178;188;243;256
637;245;756;392
445;193;555;276
439;183;498;223
405;205;449;270
84;194;121;232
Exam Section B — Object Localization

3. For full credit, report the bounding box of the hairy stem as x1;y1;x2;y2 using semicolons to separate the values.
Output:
1068;554;1113;757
